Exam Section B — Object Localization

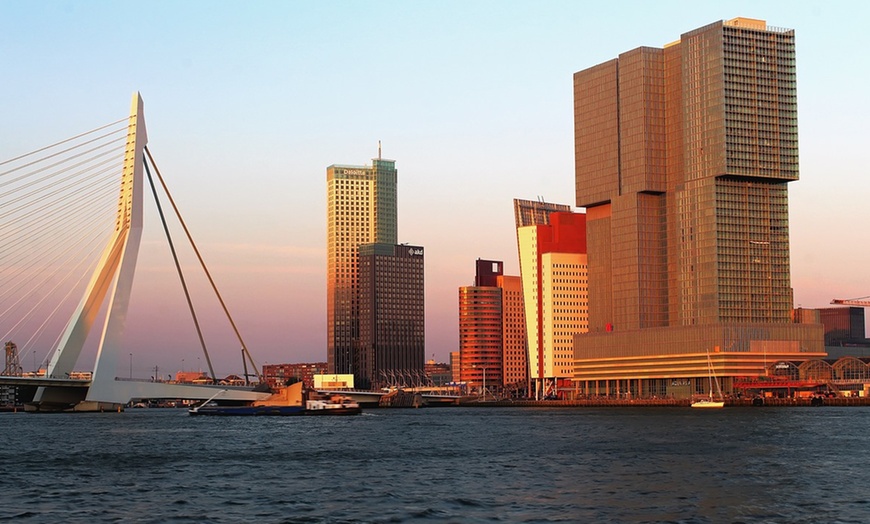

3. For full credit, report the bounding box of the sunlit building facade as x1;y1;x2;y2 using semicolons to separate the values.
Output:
572;18;824;398
498;275;528;393
458;260;529;394
326;156;397;375
458;286;503;391
513;198;571;230
262;362;328;390
518;212;588;399
459;260;504;391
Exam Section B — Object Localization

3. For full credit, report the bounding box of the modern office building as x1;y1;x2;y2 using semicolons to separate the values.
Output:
498;274;528;393
518;212;588;399
572;17;824;398
795;307;870;358
356;243;425;390
459;260;505;392
458;260;530;395
514;198;571;229
818;307;866;346
326;151;397;375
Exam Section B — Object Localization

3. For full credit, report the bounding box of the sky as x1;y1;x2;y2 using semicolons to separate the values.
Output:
2;1;869;377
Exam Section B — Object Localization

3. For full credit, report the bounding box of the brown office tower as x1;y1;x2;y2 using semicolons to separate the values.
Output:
573;18;824;399
356;243;424;390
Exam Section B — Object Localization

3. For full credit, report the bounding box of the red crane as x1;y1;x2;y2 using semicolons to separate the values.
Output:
830;296;870;307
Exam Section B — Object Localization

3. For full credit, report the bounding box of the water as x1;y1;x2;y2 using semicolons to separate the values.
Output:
1;406;869;523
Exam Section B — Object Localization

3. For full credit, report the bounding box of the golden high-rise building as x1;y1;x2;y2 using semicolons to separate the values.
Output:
326;154;397;374
572;18;824;399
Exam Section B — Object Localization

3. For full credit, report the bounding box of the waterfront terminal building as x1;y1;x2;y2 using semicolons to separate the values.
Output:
571;18;825;399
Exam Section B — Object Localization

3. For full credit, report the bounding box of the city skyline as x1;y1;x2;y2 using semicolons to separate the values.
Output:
1;2;869;376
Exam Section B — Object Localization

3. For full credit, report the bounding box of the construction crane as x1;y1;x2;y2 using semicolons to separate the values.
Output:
831;296;870;307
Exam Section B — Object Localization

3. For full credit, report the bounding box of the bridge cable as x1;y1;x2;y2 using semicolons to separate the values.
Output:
144;146;264;384
142;157;218;384
0;118;128;374
0;117;126;168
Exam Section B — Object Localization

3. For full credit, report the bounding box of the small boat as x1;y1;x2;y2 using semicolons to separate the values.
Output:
188;382;361;416
690;398;725;409
691;350;725;409
304;393;361;416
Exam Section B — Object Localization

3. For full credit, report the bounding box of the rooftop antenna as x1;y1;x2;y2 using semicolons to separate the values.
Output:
378;140;382;160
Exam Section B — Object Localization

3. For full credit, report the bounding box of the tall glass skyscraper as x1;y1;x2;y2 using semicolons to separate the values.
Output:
326;156;397;375
572;18;824;398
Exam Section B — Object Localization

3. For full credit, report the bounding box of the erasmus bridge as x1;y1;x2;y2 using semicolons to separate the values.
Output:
0;93;272;411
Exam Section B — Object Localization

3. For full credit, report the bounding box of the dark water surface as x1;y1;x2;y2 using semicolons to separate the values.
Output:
1;406;869;523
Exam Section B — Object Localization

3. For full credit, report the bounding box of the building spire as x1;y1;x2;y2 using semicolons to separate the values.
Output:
378;140;381;160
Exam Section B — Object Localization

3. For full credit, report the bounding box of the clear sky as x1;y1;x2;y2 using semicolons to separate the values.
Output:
2;1;868;377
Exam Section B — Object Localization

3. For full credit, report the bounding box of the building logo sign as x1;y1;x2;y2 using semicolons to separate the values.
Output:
408;247;423;256
342;169;366;175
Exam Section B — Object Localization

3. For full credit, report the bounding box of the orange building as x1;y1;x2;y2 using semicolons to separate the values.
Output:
458;260;529;396
572;18;824;398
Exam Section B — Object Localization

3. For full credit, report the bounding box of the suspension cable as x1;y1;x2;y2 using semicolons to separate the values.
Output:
0;117;126;168
142;157;218;384
144;146;263;384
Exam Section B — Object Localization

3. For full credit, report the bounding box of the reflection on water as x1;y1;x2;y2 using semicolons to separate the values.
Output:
1;407;868;522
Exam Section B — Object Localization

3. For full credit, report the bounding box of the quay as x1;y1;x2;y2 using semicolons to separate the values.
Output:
458;397;870;408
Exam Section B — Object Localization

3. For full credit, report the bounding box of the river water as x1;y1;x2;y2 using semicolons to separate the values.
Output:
1;406;868;523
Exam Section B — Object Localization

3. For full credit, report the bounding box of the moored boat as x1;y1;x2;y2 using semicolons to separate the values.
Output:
304;393;361;416
188;381;361;416
691;349;725;409
690;398;725;409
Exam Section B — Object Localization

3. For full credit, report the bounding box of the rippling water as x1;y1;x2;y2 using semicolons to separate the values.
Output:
1;406;869;523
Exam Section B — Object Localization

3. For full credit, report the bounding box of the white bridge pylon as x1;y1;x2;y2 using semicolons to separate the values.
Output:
32;93;268;410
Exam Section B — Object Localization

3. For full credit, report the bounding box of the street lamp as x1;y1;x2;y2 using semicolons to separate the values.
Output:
129;353;132;379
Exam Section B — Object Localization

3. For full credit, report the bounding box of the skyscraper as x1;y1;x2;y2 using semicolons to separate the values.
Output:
517;212;588;399
357;243;425;389
459;260;505;392
326;154;397;375
572;18;824;399
498;274;528;393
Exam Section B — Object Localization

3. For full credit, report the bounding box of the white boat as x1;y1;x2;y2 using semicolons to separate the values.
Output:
304;393;361;416
691;350;725;409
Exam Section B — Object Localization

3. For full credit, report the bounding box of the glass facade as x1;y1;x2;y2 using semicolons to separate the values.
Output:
572;18;825;395
357;243;424;390
458;286;503;389
326;159;398;375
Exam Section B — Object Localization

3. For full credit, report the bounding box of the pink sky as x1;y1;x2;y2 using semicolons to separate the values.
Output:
2;2;869;377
